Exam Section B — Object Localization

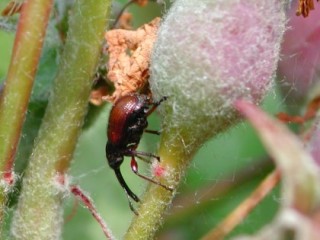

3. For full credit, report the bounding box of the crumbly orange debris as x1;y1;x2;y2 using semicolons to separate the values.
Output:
296;0;319;17
104;17;160;102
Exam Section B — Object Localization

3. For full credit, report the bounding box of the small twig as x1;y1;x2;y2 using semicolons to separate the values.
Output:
57;174;114;239
111;0;153;29
111;0;135;29
70;185;114;240
1;1;23;16
201;170;281;240
167;158;273;220
276;96;320;124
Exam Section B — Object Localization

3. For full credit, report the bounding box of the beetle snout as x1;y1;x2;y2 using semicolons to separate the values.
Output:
107;154;124;169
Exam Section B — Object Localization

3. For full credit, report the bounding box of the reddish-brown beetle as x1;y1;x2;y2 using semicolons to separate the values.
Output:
106;94;171;213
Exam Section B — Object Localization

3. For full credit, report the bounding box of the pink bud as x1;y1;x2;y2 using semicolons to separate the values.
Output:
150;0;286;148
278;0;320;106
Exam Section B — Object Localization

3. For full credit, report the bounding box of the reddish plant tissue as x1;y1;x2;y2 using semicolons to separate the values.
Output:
1;1;23;16
2;171;15;186
152;162;166;178
278;0;320;106
309;125;320;165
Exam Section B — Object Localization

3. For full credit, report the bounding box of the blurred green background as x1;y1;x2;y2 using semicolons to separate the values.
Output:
0;1;283;239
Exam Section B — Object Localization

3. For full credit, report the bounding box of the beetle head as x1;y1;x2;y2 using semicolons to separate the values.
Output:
105;143;124;169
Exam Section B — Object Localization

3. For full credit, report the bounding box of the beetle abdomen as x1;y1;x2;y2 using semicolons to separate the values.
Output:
107;94;149;146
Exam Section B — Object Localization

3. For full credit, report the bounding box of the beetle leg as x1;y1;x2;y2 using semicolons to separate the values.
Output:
135;155;152;164
127;195;139;216
114;168;140;202
144;129;160;135
131;156;173;191
130;149;160;162
146;96;168;116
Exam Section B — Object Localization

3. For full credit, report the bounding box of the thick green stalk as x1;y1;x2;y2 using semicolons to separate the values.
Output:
11;0;111;239
125;129;197;240
0;0;54;233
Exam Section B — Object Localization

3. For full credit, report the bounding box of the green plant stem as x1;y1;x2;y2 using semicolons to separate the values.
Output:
11;0;111;239
125;130;197;240
0;0;54;232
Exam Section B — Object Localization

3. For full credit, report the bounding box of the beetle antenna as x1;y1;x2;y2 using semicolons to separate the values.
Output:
144;129;160;135
114;168;140;202
146;96;168;116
